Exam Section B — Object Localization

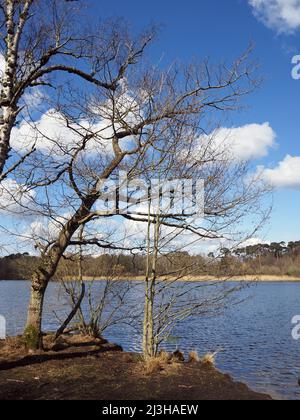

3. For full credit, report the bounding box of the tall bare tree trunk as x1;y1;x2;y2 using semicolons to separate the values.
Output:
142;202;151;357
143;283;156;358
24;212;87;349
143;283;154;359
0;1;18;176
143;209;160;359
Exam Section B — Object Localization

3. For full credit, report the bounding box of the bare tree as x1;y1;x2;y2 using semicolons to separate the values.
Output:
124;137;270;359
1;22;264;350
140;212;253;359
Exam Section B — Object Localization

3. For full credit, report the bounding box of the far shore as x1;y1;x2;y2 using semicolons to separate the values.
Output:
61;274;300;282
2;275;300;283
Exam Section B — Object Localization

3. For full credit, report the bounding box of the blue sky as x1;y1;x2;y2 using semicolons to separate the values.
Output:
1;0;299;255
84;0;300;243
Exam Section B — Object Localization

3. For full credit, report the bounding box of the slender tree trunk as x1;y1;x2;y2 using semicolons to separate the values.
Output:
142;265;150;356
143;208;160;359
146;282;155;357
143;284;155;359
143;198;152;359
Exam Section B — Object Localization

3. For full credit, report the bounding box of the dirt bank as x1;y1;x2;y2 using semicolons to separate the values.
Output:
0;335;271;401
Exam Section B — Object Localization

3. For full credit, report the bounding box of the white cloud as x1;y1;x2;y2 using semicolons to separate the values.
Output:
258;154;300;188
10;82;145;158
26;216;69;245
0;179;35;213
10;109;115;157
211;122;276;161
22;88;44;109
249;0;300;33
184;122;276;163
240;237;268;247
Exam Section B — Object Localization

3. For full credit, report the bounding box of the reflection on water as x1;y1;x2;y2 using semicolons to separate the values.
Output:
0;280;300;400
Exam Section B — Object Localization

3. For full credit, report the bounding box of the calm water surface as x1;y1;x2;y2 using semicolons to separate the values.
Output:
0;280;300;400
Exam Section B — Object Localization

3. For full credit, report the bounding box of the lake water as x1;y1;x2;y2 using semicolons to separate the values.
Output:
0;280;300;400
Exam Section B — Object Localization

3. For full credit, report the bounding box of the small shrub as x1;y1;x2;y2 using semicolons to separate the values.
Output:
142;351;172;375
172;350;185;362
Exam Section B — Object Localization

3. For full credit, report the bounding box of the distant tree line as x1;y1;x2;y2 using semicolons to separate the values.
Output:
1;241;300;281
0;252;206;280
0;253;39;280
232;241;300;260
219;241;300;277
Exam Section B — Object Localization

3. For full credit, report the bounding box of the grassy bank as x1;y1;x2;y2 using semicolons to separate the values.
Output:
2;274;300;282
0;334;271;401
61;274;300;282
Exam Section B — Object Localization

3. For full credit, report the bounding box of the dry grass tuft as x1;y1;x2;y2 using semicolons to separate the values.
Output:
142;351;181;376
158;350;171;363
188;350;200;363
201;352;216;366
144;357;164;375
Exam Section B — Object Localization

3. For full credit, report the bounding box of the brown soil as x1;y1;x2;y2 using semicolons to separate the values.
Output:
0;335;271;401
